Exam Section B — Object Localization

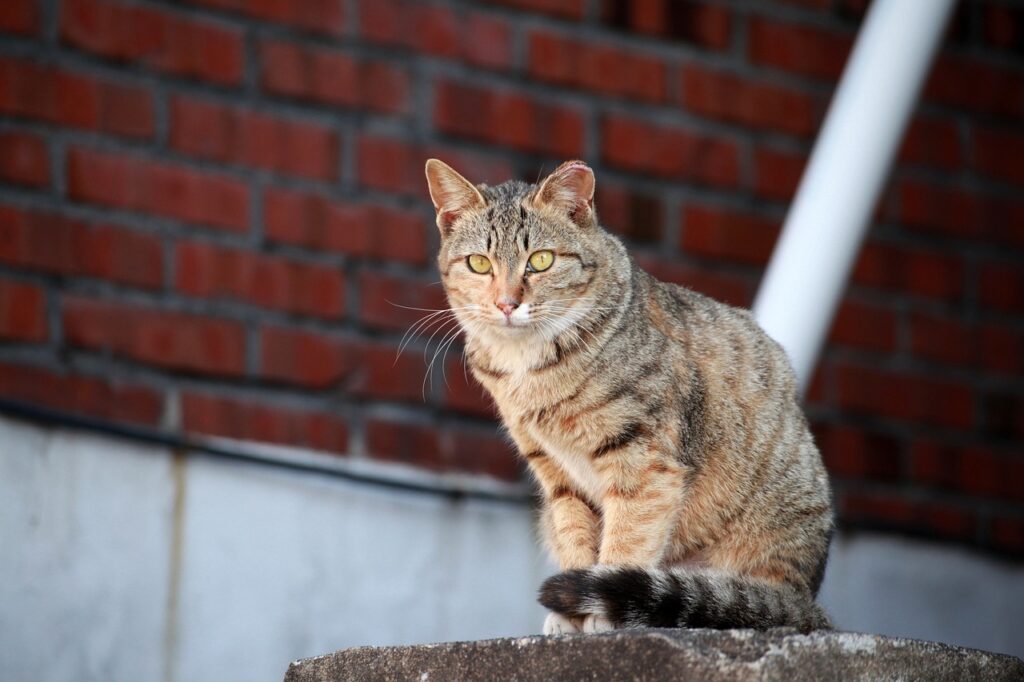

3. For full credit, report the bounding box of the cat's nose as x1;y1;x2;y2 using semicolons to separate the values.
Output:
495;299;520;317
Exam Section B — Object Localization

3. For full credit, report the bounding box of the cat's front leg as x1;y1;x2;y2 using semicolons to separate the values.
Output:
508;426;600;570
594;451;686;567
509;429;601;635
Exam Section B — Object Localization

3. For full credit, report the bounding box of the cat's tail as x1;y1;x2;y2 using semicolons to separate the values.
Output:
538;566;831;633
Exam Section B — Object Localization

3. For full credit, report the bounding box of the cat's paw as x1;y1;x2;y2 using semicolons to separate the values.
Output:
543;611;582;635
582;613;614;633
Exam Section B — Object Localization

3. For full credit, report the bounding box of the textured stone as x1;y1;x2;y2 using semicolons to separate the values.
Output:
284;628;1024;681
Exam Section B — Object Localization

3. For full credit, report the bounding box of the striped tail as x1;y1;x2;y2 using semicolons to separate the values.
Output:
538;566;831;633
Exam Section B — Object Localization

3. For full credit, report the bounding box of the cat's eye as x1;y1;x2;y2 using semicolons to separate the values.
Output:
527;250;554;273
467;254;492;274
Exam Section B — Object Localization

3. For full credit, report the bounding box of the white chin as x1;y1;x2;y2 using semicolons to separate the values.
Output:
494;320;532;333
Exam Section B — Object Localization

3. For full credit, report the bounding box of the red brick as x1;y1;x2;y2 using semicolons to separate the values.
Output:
839;491;975;541
60;0;244;85
0;131;48;187
600;0;731;50
250;333;446;407
597;182;664;243
0;278;46;342
454;11;515;71
434;79;585;157
835;363;973;429
925;55;1024;119
0;57;154;138
839;491;915;525
813;423;903;481
175;242;345;319
681;205;779;265
979;263;1024;314
773;0;830;7
263;187;427;265
983;5;1024;51
909;313;976;366
359;271;449;332
184;0;344;36
602;115;739;187
0;0;39;35
484;0;586;20
980;196;1024;249
0;362;162;425
752;146;806;201
170;96;338;180
67;146;249;232
0;205;164;289
366;419;442;470
635;255;752;307
682;65;821;137
852;243;964;301
442;356;498;419
348;341;428;403
528;30;667;102
182;393;348;454
828;300;897;352
898;116;962;170
63;296;246;376
441;425;520;481
990;517;1024;554
896;181;1024;248
260;40;409;114
366;418;519;481
974;127;1024;187
360;1;513;71
922;506;975;540
979;324;1024;376
982;390;1024;442
356;134;515;199
260;326;355;389
912;441;1024;503
748;18;852;81
897;181;979;239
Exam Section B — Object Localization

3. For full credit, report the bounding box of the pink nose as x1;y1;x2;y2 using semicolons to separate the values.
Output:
496;300;519;316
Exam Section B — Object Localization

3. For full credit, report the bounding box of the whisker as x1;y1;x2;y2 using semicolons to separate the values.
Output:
423;324;465;399
386;300;479;313
422;317;463;362
437;324;465;392
396;309;458;362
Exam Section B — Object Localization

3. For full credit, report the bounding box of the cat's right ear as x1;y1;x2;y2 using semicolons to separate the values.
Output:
425;159;485;237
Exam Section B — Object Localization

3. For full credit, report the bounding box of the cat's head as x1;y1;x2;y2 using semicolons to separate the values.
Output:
425;159;625;345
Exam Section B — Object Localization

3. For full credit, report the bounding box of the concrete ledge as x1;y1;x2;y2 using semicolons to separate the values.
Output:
284;629;1024;681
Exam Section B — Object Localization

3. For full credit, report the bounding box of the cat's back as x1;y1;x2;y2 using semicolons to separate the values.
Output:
645;274;799;407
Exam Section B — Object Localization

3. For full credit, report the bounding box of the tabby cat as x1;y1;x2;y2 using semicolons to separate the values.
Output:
425;158;833;635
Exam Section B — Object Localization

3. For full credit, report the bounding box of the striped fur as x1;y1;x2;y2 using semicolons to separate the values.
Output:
426;159;834;633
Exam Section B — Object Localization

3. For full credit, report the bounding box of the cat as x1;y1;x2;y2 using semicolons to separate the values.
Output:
424;158;833;635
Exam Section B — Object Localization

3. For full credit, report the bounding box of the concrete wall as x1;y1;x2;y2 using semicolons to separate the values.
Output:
0;415;547;682
1;414;1021;682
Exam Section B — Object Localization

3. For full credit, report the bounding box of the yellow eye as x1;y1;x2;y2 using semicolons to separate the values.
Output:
527;250;554;273
467;254;492;274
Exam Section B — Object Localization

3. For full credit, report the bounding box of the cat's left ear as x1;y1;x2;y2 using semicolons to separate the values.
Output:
533;160;595;227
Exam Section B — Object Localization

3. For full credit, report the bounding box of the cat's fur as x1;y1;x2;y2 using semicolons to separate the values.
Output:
425;158;833;634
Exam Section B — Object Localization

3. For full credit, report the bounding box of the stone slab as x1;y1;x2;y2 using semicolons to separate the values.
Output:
284;628;1024;682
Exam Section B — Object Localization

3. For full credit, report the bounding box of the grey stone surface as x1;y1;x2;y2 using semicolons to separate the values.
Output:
284;628;1024;682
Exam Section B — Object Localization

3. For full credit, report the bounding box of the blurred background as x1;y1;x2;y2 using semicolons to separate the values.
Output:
0;0;1022;680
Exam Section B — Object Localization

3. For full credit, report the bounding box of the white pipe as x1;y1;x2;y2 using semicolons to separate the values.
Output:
752;0;956;394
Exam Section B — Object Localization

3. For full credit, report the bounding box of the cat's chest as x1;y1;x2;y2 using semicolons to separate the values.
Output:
523;416;606;502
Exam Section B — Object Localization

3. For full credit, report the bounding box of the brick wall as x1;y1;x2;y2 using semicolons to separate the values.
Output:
0;0;1021;555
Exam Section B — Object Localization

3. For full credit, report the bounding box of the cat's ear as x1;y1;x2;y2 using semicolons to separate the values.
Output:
425;159;485;236
533;160;595;227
